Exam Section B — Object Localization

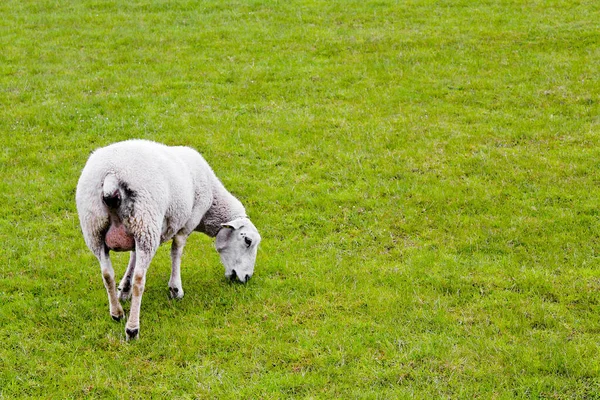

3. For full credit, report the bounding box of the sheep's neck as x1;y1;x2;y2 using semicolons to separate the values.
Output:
197;187;245;237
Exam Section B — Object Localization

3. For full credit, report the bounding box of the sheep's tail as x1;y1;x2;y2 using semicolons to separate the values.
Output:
102;174;122;209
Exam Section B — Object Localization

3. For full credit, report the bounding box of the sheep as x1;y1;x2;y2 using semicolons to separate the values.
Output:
75;139;261;340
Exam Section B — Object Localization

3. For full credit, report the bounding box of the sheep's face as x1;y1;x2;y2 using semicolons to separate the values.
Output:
215;218;261;283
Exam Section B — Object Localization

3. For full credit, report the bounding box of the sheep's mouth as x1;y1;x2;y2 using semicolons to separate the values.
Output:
227;269;251;284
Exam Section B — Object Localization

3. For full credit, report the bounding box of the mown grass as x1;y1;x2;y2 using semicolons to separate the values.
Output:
1;0;600;398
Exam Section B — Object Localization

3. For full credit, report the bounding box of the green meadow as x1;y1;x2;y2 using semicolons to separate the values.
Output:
1;0;600;398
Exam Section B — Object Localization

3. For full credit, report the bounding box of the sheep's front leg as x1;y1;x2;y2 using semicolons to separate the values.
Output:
98;250;125;321
125;248;155;341
168;234;187;299
117;251;136;302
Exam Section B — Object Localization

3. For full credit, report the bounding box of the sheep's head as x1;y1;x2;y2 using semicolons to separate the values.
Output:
215;218;261;283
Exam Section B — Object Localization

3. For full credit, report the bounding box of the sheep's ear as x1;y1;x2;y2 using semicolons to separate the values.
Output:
221;218;246;230
215;228;230;251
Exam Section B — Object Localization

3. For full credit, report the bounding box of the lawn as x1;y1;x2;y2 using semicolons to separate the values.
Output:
1;0;600;398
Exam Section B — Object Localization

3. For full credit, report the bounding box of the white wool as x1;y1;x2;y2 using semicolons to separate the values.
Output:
76;139;249;247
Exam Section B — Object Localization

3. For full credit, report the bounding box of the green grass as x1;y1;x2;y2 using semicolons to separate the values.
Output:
1;0;600;397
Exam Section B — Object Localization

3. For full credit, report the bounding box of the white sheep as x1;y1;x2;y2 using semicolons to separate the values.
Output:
75;139;261;340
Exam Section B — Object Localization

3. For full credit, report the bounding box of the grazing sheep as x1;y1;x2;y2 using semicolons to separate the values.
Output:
75;139;261;340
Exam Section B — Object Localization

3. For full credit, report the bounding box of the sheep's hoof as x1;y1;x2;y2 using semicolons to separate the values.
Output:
111;306;124;322
125;328;139;341
169;286;184;300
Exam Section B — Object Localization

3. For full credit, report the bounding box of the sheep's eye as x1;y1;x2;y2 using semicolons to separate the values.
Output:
244;236;252;248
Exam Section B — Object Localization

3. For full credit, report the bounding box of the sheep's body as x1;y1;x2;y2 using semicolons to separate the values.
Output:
77;140;244;250
76;140;261;340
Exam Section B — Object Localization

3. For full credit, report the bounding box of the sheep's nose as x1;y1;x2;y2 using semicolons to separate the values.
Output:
230;270;250;283
230;269;238;281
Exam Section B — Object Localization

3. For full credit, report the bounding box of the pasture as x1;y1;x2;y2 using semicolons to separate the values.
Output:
1;0;599;398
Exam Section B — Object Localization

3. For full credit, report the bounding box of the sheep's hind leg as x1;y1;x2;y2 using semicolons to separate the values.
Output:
125;244;157;341
168;234;187;299
117;251;136;302
97;249;125;322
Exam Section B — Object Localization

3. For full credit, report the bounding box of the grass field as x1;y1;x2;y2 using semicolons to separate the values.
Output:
1;0;600;398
